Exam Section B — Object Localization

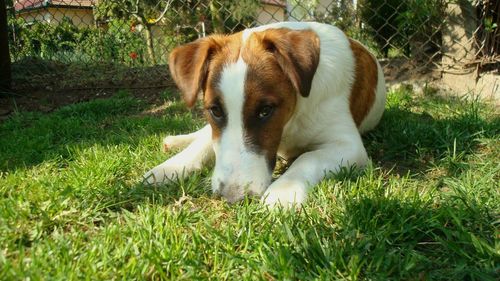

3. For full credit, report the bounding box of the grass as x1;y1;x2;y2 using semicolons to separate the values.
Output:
0;87;499;280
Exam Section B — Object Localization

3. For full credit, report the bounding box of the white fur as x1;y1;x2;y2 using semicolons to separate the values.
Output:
144;22;386;208
162;128;207;151
143;125;213;184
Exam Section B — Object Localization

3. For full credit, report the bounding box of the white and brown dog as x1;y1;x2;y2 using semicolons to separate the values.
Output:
144;22;386;207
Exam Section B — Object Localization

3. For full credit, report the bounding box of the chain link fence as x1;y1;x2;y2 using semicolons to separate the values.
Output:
4;0;499;93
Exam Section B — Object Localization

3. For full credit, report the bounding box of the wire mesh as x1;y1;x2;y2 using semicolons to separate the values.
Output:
5;0;499;91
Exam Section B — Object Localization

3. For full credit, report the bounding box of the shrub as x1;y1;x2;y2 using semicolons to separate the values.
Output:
9;17;149;66
360;0;447;58
76;19;147;65
9;17;81;60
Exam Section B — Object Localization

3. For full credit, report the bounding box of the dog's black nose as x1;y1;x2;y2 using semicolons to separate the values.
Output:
216;182;245;204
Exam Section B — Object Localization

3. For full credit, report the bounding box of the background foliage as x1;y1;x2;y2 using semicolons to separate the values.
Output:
7;0;453;65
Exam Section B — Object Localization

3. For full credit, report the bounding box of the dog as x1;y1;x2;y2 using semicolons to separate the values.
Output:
144;22;386;207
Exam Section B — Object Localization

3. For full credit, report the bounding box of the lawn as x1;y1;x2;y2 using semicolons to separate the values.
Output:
0;87;498;280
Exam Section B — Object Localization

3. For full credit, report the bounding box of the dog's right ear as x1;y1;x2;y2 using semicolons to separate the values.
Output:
168;37;223;108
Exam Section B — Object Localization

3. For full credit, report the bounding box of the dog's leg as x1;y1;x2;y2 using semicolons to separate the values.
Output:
263;139;368;208
143;125;213;185
162;125;208;152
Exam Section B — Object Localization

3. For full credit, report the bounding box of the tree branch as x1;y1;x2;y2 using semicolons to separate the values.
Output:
150;0;174;25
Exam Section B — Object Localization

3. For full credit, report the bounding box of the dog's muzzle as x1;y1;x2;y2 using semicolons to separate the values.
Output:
213;180;264;203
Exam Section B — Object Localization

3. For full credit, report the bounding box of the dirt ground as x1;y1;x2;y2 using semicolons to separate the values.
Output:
0;58;175;120
0;87;169;119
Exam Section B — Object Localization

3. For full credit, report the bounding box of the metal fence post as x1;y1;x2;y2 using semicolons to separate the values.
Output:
0;0;11;93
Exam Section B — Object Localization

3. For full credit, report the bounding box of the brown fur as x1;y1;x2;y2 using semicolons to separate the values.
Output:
251;28;320;97
168;34;241;108
348;39;377;127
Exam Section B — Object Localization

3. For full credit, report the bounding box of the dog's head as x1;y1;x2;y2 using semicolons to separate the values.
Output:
168;28;320;202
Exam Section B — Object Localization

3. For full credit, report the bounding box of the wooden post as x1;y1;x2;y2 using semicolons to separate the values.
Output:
0;0;12;92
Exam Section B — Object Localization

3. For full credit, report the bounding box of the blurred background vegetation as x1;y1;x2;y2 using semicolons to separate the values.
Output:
6;0;452;65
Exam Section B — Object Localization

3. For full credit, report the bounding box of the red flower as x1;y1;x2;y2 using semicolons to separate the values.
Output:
129;52;138;60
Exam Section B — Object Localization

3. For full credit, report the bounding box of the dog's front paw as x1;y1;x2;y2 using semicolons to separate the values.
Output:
142;164;184;186
262;179;307;209
163;135;192;152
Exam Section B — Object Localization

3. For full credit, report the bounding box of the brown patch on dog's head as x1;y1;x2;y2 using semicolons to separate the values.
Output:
250;28;321;97
240;28;320;168
348;39;378;127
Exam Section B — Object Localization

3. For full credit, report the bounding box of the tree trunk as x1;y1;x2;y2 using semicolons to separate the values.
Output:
441;1;480;95
0;0;12;92
144;24;156;64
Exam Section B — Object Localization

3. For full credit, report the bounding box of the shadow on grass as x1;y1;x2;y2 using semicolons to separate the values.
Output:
363;96;499;177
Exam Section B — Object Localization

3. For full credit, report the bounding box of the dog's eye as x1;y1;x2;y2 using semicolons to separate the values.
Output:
209;105;224;119
257;105;274;120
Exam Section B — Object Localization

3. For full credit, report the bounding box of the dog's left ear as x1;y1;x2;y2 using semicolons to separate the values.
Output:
259;29;320;97
168;36;224;108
